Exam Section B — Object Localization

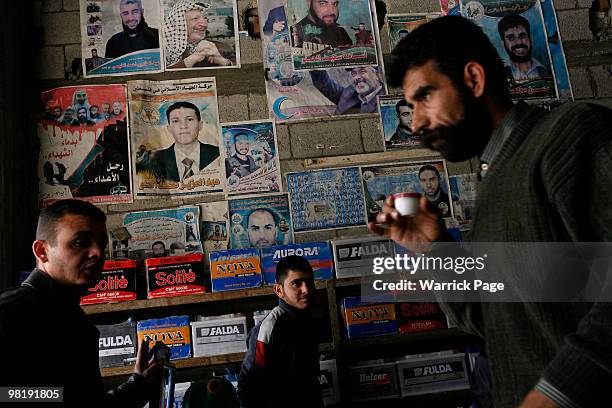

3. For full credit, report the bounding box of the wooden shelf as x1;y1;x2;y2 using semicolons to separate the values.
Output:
343;328;472;349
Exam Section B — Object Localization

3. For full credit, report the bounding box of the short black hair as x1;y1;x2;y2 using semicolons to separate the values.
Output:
498;14;530;40
418;164;440;179
395;98;409;115
152;240;165;248
166;101;201;123
36;199;106;245
276;255;314;284
387;16;510;102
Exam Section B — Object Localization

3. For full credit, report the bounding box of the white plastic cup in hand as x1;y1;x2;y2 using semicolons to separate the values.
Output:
392;192;421;216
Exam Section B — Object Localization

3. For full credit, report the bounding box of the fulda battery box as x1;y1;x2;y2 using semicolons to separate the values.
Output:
145;253;206;299
190;314;248;357
137;316;191;360
97;320;137;368
209;248;262;292
396;352;470;396
260;242;334;285
342;296;398;339
331;237;395;278
81;260;137;305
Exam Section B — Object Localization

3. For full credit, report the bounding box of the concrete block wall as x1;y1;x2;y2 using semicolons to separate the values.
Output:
33;0;612;243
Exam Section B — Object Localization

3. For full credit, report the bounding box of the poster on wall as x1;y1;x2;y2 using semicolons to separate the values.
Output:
286;0;378;70
220;120;282;197
127;78;223;199
439;0;461;15
38;85;132;207
199;201;230;253
461;0;557;100
540;0;573;101
111;206;202;260
378;94;424;151
286;167;367;232
80;0;163;77
260;0;386;122
386;13;441;52
160;0;240;71
228;194;293;249
449;173;478;230
360;161;453;221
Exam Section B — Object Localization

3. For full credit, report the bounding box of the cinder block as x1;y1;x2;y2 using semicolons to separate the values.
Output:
42;11;80;45
294;230;337;244
388;0;440;13
568;67;594;99
590;65;612;97
557;9;591;41
275;124;291;160
64;44;81;76
289;119;363;158
360;117;384;153
239;36;263;65
42;0;62;13
36;46;65;79
554;0;577;10
218;94;250;123
279;158;306;191
248;93;269;120
63;0;80;11
576;0;592;8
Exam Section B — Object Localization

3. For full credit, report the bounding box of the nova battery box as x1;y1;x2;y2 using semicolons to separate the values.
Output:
331;237;395;278
396;352;470;396
81;260;137;305
209;248;262;292
145;254;206;299
190;314;248;357
348;362;399;401
137;316;191;360
342;296;398;339
260;242;334;285
396;302;448;334
97;320;137;368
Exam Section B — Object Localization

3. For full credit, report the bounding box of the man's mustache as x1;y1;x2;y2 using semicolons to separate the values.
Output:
511;45;528;52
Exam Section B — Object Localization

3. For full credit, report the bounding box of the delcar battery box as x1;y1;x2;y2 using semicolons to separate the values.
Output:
396;302;448;334
260;242;334;285
319;359;340;406
81;260;137;305
348;362;399;401
190;314;248;357
397;352;470;396
209;248;262;292
331;237;395;278
97;320;137;368
145;254;206;299
342;296;398;339
137;316;191;360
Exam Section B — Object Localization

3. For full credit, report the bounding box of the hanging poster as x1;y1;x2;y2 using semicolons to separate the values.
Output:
38;85;132;207
360;161;453;221
286;167;367;232
386;13;441;52
540;0;573;100
228;194;293;249
199;201;230;253
461;0;557;100
449;173;478;230
220;120;282;197
161;0;240;71
128;78;223;199
111;206;203;260
286;0;378;70
80;0;163;77
378;94;425;151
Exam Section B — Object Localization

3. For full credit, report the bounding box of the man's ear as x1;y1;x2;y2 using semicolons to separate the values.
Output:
273;282;283;299
32;240;49;264
463;61;486;98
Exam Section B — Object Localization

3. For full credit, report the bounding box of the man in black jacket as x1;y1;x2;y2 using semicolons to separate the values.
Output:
238;255;322;408
105;0;159;59
0;199;161;406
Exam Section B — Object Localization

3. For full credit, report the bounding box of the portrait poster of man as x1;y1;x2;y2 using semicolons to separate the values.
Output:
110;206;203;260
378;94;425;151
228;194;293;249
286;0;378;70
386;13;441;52
361;160;453;221
540;0;573;100
127;78;223;199
161;0;240;71
38;85;132;208
449;173;478;231
199;201;230;253
220;120;281;197
461;0;557;100
286;167;367;232
79;0;163;77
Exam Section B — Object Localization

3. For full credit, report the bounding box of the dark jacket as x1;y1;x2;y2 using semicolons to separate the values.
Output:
151;142;219;183
0;269;149;407
105;22;159;59
237;300;322;408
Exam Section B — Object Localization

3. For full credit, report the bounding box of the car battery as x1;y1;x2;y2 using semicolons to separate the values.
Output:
396;352;470;396
342;296;398;339
145;253;206;299
209;248;262;292
260;242;333;285
190;314;248;357
331;237;395;278
81;260;137;305
348;362;399;401
97;320;137;368
319;358;340;406
137;315;191;360
396;302;448;334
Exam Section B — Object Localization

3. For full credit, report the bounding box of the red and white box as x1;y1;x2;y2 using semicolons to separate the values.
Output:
145;254;206;299
81;260;138;305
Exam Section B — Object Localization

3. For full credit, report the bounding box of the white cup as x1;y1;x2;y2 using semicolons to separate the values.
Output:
392;192;421;216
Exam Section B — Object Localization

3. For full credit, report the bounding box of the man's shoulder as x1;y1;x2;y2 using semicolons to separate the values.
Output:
0;285;40;319
106;31;126;45
256;305;287;343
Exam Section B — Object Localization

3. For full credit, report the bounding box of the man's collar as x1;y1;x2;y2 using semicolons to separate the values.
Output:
278;298;310;318
23;269;83;306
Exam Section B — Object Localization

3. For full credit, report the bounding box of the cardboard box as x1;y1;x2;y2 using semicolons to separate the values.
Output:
396;302;448;334
396;353;470;397
342;296;398;339
97;320;137;368
190;314;248;357
348;362;399;401
209;249;262;292
137;316;191;360
319;359;341;406
81;260;137;305
145;254;206;299
331;237;395;278
260;242;334;285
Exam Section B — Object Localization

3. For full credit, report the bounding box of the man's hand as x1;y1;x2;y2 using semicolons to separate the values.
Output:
184;40;225;67
133;339;164;382
367;196;443;253
517;389;560;408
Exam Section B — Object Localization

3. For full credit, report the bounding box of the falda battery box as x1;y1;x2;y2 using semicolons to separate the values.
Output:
331;237;395;278
319;358;340;406
190;314;248;357
97;320;137;368
209;248;262;292
145;254;206;299
396;352;470;396
396;302;448;334
342;296;398;339
81;260;137;305
348;362;399;401
137;316;191;360
260;242;333;285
